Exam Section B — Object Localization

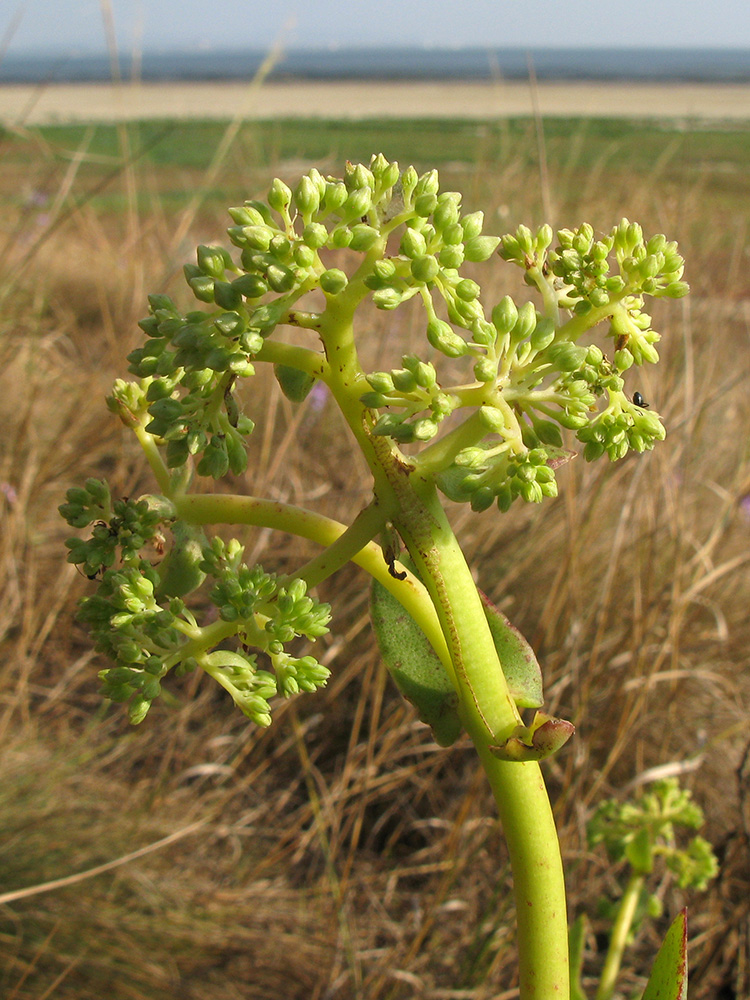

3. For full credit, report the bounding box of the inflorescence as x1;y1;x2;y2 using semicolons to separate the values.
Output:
62;156;686;724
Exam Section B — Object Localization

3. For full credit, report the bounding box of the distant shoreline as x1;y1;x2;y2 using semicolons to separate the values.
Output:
2;80;750;126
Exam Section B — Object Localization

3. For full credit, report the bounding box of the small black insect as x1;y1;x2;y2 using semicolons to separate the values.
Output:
632;391;649;408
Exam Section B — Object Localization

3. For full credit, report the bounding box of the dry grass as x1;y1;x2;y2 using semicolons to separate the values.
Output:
1;110;750;1000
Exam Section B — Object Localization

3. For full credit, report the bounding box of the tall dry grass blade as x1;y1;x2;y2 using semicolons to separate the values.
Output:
0;820;206;906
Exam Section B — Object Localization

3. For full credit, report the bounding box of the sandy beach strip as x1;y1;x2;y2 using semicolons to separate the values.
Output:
1;79;750;126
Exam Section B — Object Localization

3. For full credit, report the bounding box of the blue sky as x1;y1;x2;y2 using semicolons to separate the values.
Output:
5;0;750;54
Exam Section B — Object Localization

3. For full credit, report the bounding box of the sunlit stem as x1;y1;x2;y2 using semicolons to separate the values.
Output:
595;871;645;1000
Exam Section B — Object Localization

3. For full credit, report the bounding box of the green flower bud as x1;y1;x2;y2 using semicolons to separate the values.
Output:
138;315;161;337
268;177;292;213
214;312;245;336
447;296;484;327
213;280;242;311
401;228;427;259
411;255;440;283
365;258;398;289
345;162;375;191
366;371;395;393
426;319;468;358
472;319;497;347
307;167;327;199
443;222;464;246
322;181;348;214
454;446;489;468
511;301;537;341
662;280;689;298
293;244;316;268
474;358;497;382
269;234;292;260
400;166;419;202
431;393;454;418
348;224;380;252
370;153;392;181
414;192;438;217
294;175;320;218
558;410;589;430
380;160;401;191
433;193;461;230
572;224;594;254
188;275;216;302
228;205;264;226
196;246;234;278
330;226;353;248
515;225;534;253
461;211;484;239
456;278;481;302
536;223;554;251
530;317;556;352
403;354;437;388
646;233;667;255
391;368;418;393
240;225;273;251
360;391;388;408
341;187;372;220
302;222;328;249
372;287;403;310
492;295;519;334
438;245;465;269
496;484;514;511
319;268;348;295
520;480;544;504
412;418;439;441
415;169;439;197
231;274;268;299
464;235;501;262
478;405;506;434
471;487;495;512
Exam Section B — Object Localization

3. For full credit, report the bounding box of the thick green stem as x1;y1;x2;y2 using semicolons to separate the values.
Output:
479;749;570;1000
290;274;571;999
389;477;570;1000
595;872;645;1000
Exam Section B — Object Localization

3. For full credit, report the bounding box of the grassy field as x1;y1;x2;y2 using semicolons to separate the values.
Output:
1;111;750;1000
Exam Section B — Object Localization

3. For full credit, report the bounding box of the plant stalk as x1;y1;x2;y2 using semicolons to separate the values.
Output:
595;871;645;1000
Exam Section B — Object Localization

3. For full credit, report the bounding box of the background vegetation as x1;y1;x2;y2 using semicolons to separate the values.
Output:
1;109;749;999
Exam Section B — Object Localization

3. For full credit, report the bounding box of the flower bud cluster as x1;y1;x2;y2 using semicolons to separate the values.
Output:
361;176;500;317
77;564;182;724
501;220;687;316
436;442;561;513
203;538;331;648
62;501;331;726
576;396;666;461
126;294;257;478
363;354;457;443
60;480;163;578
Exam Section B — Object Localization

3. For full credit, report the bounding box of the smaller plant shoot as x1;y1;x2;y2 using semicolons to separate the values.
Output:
571;778;717;1000
61;155;702;999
